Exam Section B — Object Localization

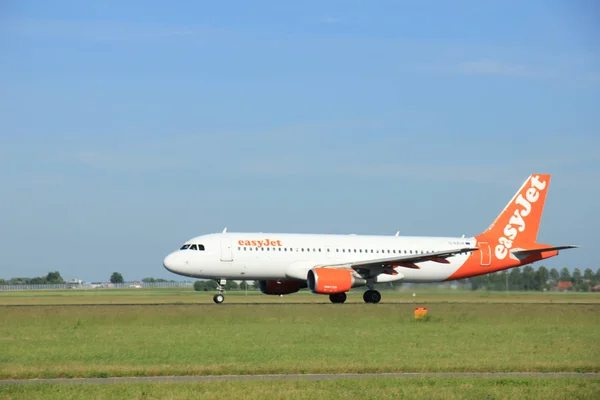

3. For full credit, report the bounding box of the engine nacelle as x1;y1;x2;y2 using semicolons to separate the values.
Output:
258;279;306;295
307;268;366;294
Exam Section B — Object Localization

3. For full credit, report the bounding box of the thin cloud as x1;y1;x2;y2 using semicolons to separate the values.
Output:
417;58;557;78
457;59;556;78
76;151;187;170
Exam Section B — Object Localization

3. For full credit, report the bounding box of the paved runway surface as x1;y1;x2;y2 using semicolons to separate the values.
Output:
3;302;600;307
2;372;599;385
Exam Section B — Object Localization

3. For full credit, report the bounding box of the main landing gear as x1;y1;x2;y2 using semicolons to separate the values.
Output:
363;290;381;304
213;279;226;304
329;292;347;304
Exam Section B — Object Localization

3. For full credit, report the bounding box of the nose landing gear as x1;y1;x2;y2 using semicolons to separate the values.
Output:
213;279;226;304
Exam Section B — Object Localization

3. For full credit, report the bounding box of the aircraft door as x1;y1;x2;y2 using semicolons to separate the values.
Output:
220;238;233;262
479;242;491;266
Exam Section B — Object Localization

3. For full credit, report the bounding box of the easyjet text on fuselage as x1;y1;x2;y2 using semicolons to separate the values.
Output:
238;239;282;248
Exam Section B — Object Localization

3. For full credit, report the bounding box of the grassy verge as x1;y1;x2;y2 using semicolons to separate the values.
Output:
0;288;599;305
1;303;598;379
1;378;599;400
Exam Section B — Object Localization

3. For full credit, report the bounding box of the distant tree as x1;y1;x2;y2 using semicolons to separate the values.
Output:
0;279;6;285
193;280;204;291
509;267;523;290
110;272;124;284
549;268;559;284
559;268;571;282
469;275;486;291
535;266;550;291
582;268;594;291
225;280;239;290
45;271;64;284
29;277;47;284
497;270;509;291
8;278;28;285
239;281;249;290
142;277;156;283
203;280;217;291
522;266;536;291
572;268;582;288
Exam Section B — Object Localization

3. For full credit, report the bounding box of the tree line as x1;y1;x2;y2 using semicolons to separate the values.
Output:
0;271;65;285
2;267;599;292
458;266;600;292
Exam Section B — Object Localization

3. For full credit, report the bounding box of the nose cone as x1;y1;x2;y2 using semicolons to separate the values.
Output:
163;252;180;274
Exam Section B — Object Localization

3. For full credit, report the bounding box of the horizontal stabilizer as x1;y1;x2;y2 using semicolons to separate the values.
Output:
511;245;579;259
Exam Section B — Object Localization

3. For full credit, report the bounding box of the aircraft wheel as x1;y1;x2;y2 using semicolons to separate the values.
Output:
363;290;381;304
213;294;225;304
329;292;347;304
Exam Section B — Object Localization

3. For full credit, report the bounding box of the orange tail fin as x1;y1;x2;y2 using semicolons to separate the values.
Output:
480;174;550;260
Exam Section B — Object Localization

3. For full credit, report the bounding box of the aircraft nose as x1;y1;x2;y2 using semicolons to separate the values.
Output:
163;252;179;273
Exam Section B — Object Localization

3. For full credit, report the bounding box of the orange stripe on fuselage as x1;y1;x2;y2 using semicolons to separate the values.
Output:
445;238;558;281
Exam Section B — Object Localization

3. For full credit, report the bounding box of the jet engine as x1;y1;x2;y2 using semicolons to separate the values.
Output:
258;279;306;295
307;268;366;294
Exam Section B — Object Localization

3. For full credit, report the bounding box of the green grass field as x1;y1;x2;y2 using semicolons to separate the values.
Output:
2;378;599;400
1;288;599;399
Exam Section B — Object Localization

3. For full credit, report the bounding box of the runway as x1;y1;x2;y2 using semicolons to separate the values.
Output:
2;372;599;385
3;301;600;307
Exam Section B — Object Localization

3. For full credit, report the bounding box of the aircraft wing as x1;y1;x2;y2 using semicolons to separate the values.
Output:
323;247;479;271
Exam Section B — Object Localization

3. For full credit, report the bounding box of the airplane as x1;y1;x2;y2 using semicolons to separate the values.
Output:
163;174;577;304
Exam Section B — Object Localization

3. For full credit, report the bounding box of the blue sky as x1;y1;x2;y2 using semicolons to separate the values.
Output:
1;1;598;282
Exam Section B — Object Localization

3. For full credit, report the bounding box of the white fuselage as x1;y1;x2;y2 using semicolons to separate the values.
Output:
163;232;478;283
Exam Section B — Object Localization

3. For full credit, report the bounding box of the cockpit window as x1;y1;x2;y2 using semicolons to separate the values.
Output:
180;243;205;251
